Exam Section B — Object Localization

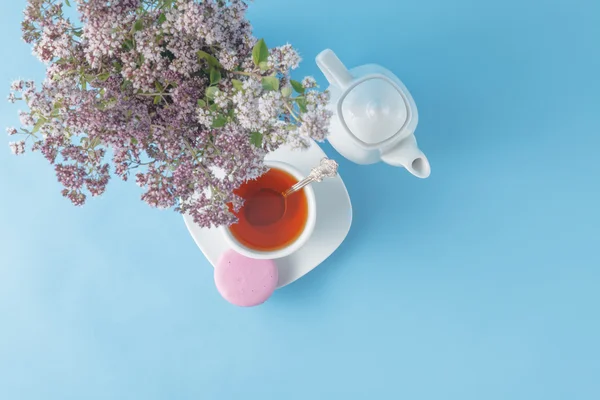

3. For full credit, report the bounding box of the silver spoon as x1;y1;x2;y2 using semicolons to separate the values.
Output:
244;157;339;226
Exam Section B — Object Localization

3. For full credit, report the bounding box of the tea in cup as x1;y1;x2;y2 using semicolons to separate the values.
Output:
221;161;317;259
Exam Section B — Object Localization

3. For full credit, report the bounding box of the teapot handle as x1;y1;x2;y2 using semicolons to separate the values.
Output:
316;49;353;90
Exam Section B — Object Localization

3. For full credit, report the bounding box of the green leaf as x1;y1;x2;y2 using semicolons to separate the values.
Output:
155;81;163;92
212;116;227;128
206;86;218;99
197;50;220;68
197;99;206;108
290;80;305;94
296;97;308;113
65;0;71;6
161;0;175;9
122;39;134;51
261;76;279;91
281;86;292;97
231;79;244;91
252;39;269;66
97;72;110;81
259;61;269;72
210;68;221;85
209;103;219;112
154;95;161;104
31;117;46;134
250;132;263;147
158;13;167;24
131;138;138;145
134;20;143;32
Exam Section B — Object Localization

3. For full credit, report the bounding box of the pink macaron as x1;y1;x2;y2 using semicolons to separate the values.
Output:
214;249;278;307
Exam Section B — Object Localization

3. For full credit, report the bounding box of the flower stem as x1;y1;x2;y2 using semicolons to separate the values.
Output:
230;70;263;80
284;102;300;121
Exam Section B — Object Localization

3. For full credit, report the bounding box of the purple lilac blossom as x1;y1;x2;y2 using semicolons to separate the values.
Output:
8;0;332;228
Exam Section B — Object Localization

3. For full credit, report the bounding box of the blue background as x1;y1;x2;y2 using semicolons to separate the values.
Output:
1;0;599;399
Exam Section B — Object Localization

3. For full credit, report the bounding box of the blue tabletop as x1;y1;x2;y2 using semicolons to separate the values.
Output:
1;1;599;399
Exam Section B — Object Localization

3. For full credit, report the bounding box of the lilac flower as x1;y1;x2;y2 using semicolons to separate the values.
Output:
258;91;283;124
9;141;26;155
218;50;240;71
302;77;318;89
268;44;302;71
18;111;35;126
298;108;332;142
61;189;86;207
11;80;25;92
298;91;333;141
8;0;333;228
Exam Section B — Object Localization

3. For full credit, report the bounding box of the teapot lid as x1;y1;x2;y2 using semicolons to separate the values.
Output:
340;78;408;144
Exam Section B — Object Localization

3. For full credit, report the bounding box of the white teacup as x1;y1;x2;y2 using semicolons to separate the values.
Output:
220;160;317;259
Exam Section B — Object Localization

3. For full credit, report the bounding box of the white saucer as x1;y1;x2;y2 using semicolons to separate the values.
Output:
183;140;353;288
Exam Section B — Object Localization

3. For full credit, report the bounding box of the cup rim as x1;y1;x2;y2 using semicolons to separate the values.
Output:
220;160;317;260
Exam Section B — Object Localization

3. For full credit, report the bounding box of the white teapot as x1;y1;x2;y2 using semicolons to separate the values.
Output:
316;49;431;178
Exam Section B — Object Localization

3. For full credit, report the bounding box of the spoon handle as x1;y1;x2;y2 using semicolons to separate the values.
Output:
284;157;339;197
284;176;316;196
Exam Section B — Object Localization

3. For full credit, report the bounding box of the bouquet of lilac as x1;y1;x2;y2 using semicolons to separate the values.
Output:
7;0;332;228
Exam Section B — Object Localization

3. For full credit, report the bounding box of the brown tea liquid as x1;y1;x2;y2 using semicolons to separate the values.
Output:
228;168;308;252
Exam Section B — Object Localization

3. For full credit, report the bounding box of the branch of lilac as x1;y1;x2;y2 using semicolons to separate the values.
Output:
6;0;332;228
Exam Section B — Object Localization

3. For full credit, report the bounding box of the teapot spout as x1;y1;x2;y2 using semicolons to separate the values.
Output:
316;49;353;89
381;134;431;178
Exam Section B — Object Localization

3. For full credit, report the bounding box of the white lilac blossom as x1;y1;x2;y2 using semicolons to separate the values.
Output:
9;141;26;155
11;81;25;91
8;0;333;228
268;44;301;70
302;76;318;89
